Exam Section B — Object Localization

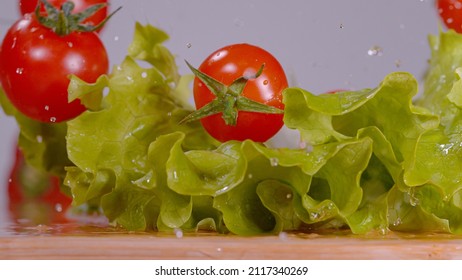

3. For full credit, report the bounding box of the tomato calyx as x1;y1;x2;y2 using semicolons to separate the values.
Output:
35;0;121;35
181;60;284;126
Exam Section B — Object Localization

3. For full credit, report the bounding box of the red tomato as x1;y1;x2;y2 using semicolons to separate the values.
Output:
7;147;72;224
0;13;108;122
192;44;287;142
437;0;462;33
19;0;108;31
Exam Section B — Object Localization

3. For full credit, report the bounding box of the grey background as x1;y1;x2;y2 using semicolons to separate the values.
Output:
0;0;440;224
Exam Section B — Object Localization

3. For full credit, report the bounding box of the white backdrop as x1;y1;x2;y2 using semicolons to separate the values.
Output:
0;0;440;225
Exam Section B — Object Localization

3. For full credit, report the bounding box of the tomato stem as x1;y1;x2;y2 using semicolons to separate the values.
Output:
180;61;283;126
35;0;121;36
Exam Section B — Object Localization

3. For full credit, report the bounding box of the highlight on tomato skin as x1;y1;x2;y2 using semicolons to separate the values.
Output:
7;146;72;225
190;43;288;143
437;0;462;33
19;0;109;32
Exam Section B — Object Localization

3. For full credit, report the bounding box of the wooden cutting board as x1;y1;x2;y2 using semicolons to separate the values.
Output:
2;231;462;259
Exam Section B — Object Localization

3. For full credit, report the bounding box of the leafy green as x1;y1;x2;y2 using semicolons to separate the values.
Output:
5;22;462;235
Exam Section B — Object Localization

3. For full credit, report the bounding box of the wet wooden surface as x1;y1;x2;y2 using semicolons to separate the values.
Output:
1;230;462;260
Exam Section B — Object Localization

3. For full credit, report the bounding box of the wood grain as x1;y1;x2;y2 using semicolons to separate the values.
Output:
1;232;462;260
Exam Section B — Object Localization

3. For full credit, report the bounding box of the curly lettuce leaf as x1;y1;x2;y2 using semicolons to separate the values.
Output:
16;22;462;235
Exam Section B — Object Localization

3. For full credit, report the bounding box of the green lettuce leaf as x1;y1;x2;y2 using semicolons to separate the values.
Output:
7;21;462;235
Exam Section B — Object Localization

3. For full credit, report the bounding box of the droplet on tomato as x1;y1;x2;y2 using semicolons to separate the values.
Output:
263;80;269;85
44;105;50;111
50;117;57;123
67;42;73;48
15;68;24;75
55;203;63;213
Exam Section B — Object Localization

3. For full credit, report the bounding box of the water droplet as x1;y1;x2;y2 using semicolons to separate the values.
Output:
247;173;253;179
379;225;389;235
16;68;24;74
339;23;344;29
367;45;383;56
409;196;420;207
172;170;179;180
30;27;38;33
141;72;148;78
395;59;402;68
286;193;292;200
44;105;50;111
393;217;402;227
67;42;73;48
186;43;192;48
174;228;183;238
38;34;44;40
270;157;279;167
447;18;454;24
310;212;320;221
36;135;43;143
216;247;223;252
55;203;63;213
263;80;269;85
407;188;420;207
278;232;288;241
114;36;119;41
50;117;57;123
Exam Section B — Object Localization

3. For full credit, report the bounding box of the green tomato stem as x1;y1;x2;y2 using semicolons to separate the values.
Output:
180;61;284;126
35;0;121;36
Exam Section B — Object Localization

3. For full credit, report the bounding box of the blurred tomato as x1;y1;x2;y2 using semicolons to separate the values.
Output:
7;146;72;224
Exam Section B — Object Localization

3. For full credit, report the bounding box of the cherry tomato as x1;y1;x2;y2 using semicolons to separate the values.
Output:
7;146;72;224
19;0;108;31
192;44;287;142
437;0;462;33
0;13;109;122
